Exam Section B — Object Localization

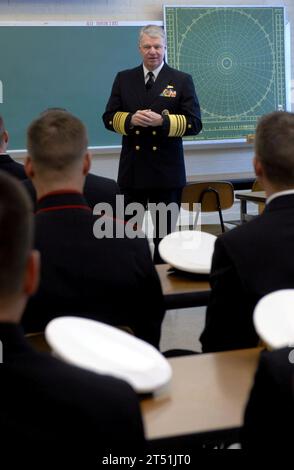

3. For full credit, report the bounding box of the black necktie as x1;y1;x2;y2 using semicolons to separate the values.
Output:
146;71;154;91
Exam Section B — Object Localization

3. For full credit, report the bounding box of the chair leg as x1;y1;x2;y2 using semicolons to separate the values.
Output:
218;208;225;233
198;187;225;233
208;188;225;232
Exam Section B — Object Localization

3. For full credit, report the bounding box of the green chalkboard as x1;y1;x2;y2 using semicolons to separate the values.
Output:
0;24;145;150
164;6;289;141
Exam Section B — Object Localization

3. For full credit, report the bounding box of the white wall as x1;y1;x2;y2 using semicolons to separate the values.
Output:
3;0;294;182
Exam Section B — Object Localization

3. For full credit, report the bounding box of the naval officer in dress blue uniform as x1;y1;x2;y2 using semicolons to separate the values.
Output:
103;25;202;263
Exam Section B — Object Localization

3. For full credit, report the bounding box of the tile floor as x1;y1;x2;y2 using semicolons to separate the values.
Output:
160;306;205;353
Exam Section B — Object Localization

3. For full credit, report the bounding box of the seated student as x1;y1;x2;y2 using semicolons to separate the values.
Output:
0;114;26;179
22;110;165;348
242;347;294;450
201;111;294;352
0;172;145;464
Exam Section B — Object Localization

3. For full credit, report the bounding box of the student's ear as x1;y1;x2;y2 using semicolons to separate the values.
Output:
24;155;35;179
3;130;9;145
23;250;40;297
82;151;92;176
253;155;263;179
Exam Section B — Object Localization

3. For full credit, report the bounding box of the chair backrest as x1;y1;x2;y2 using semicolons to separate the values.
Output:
181;181;234;212
252;179;264;192
181;181;234;232
246;134;255;144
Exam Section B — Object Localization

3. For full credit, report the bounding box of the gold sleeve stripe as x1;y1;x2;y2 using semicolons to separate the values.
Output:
113;112;129;135
176;115;183;137
168;114;177;137
168;114;187;137
179;115;187;136
113;112;123;134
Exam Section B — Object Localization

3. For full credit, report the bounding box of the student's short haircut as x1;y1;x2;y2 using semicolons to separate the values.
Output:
27;110;88;173
0;172;33;298
39;107;68;117
139;25;166;45
255;111;294;187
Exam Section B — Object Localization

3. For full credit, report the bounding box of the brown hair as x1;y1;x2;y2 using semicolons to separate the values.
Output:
0;172;33;298
255;111;294;187
27;110;88;173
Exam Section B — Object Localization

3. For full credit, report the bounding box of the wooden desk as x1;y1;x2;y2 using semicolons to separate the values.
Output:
156;264;210;309
235;190;266;223
141;348;260;442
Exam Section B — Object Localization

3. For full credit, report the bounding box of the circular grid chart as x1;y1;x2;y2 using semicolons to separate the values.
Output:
177;9;275;120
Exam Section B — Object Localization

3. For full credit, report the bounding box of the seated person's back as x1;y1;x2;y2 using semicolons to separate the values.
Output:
2;324;145;462
0;172;145;463
201;111;294;352
242;347;294;451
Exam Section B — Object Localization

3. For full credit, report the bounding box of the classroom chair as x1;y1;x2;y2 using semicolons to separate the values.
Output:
181;181;234;233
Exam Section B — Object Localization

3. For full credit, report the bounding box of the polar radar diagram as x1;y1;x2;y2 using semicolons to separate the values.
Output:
164;6;288;140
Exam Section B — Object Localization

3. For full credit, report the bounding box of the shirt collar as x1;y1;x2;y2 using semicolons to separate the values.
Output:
143;62;164;82
36;190;90;215
266;189;294;205
37;189;82;204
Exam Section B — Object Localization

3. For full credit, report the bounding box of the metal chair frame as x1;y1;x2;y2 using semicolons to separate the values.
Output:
181;181;234;233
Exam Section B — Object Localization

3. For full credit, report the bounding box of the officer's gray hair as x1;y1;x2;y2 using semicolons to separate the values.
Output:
139;25;166;45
